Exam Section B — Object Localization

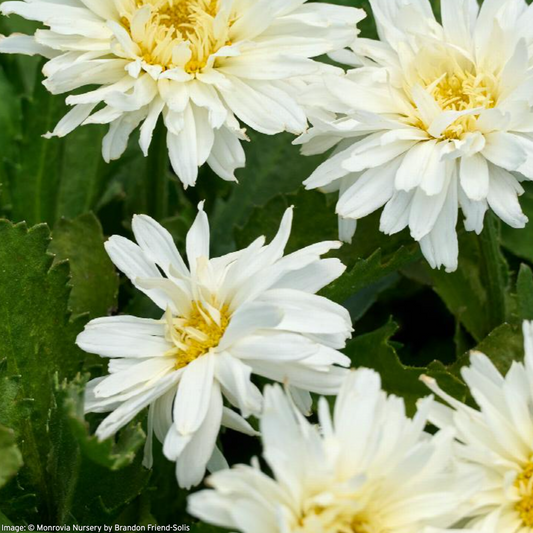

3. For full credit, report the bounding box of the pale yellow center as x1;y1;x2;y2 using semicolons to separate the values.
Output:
157;0;217;28
122;0;227;73
298;504;376;533
516;462;533;528
167;302;230;369
411;67;499;140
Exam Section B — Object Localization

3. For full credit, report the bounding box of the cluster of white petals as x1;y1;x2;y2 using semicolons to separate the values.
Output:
188;369;478;533
0;0;364;187
298;0;533;272
76;203;352;488
424;321;533;533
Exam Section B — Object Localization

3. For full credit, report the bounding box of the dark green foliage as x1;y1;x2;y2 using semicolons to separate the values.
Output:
346;320;467;415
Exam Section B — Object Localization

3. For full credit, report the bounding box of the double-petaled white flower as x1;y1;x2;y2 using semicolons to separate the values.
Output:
297;0;533;272
0;0;364;187
423;321;533;533
76;203;352;488
188;369;477;533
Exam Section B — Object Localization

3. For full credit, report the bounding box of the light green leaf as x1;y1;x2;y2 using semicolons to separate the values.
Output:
49;213;118;318
0;425;23;489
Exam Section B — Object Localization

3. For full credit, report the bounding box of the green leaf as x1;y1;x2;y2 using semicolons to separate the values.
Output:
0;510;14;527
49;213;118;318
54;125;108;221
0;14;41;97
0;219;86;520
48;375;149;525
234;189;337;253
0;425;23;489
453;323;525;376
517;264;533;321
429;217;510;343
8;80;68;226
211;132;327;254
54;375;146;471
345;321;467;415
236;190;421;306
7;77;109;227
0;66;22;208
323;247;420;304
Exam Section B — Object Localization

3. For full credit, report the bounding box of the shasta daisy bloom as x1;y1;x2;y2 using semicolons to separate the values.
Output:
0;0;364;188
76;203;352;489
423;321;533;533
297;0;533;272
188;369;477;533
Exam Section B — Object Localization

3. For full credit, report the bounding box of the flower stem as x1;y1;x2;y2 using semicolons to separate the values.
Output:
146;120;169;220
478;213;508;330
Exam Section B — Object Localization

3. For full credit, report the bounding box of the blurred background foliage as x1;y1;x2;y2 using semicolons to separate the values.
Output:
0;0;532;529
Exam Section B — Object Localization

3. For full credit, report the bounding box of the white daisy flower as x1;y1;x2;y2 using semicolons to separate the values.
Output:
423;321;533;533
76;202;352;488
297;0;533;272
188;369;478;533
0;0;364;187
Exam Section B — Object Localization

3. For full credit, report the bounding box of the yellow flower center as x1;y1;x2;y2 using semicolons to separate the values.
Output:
167;302;230;369
120;0;228;73
516;462;533;528
297;504;376;533
410;66;499;140
157;0;217;28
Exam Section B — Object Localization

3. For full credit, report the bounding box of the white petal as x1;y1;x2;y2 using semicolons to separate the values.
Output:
337;156;401;218
218;302;284;350
94;357;175;398
76;316;170;358
174;353;216;436
215;352;262;417
167;105;199;187
175;382;223;489
95;372;180;441
186;202;210;269
487;165;528;229
419;178;459;273
460;154;490;201
221;407;259;436
132;214;189;277
258;289;351;335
